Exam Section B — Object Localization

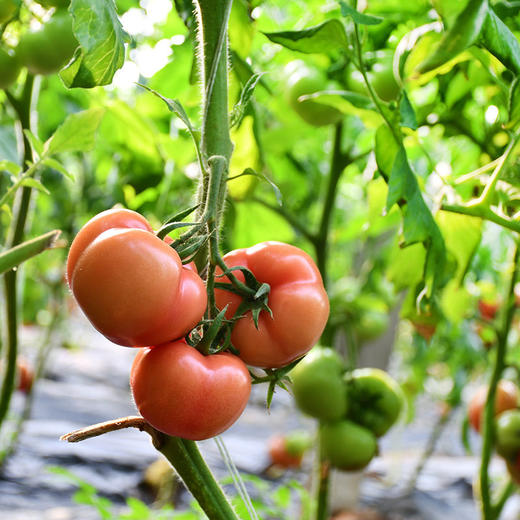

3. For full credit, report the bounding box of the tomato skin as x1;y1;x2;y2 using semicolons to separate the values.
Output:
0;47;21;90
468;380;519;433
345;368;403;437
66;208;152;284
214;242;329;368
286;62;342;127
507;453;520;485
496;409;520;460
70;227;207;347
16;12;77;76
370;58;400;102
130;341;251;440
320;420;377;471
290;347;347;421
16;358;34;393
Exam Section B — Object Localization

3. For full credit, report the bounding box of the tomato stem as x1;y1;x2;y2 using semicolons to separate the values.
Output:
0;73;37;431
479;243;520;520
158;436;239;520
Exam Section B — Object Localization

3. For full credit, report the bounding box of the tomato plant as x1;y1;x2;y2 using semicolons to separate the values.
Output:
290;346;348;421
320;420;377;471
130;341;251;440
68;210;207;347
285;61;342;127
495;409;520;460
345;368;403;437
16;11;77;76
0;47;20;90
214;241;329;368
34;0;70;7
468;380;519;433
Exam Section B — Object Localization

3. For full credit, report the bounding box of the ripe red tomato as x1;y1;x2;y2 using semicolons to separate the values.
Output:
214;242;329;368
67;209;207;347
468;380;519;433
268;435;303;469
130;341;251;440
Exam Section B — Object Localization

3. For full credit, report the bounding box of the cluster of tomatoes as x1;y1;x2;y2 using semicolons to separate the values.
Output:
468;380;520;483
0;0;77;90
290;347;403;471
67;208;330;440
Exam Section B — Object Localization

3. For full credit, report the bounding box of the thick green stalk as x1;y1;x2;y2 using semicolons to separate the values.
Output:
479;244;519;520
158;436;238;519
0;74;36;429
315;122;347;286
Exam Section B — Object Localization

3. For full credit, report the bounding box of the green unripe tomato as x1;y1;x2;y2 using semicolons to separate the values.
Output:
320;420;377;471
290;347;348;421
0;0;18;24
345;64;368;96
17;12;77;76
496;409;520;460
34;0;70;8
355;310;389;342
285;62;343;127
0;47;21;89
346;368;403;437
371;57;400;102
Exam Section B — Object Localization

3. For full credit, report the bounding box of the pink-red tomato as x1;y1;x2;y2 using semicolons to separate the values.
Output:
130;341;251;440
67;210;207;347
214;242;329;368
468;380;519;433
67;208;152;284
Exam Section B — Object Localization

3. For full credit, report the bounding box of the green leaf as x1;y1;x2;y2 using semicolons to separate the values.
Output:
399;91;418;130
230;72;265;128
45;108;105;156
240;167;283;205
23;130;44;158
0;230;61;275
20;178;49;194
61;0;127;88
263;20;348;54
480;8;520;75
417;0;489;74
42;157;74;181
0;161;21;176
436;211;482;283
385;143;447;295
138;84;201;153
338;1;383;25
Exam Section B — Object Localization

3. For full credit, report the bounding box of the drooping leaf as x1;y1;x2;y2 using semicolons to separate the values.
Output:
45;108;105;156
417;0;489;74
480;8;520;75
23;130;44;158
399;91;418;130
42;157;74;181
0;230;61;275
0;161;21;176
61;0;127;88
263;20;348;54
19;178;49;195
377;127;446;295
338;1;383;25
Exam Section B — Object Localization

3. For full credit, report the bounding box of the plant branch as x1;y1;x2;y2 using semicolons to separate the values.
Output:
441;203;520;234
479;244;520;520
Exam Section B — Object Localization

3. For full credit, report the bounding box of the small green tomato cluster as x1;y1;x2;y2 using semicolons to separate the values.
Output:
290;347;403;471
0;0;77;90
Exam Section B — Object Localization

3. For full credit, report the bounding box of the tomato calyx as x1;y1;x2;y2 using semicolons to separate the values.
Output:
215;265;273;328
